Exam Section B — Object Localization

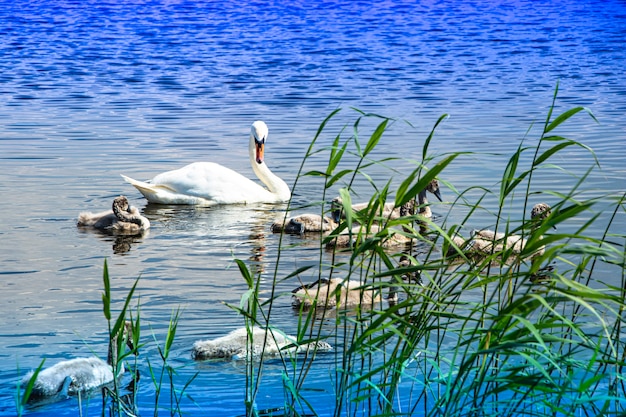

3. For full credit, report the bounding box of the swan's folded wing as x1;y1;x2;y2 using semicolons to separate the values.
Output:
121;174;202;205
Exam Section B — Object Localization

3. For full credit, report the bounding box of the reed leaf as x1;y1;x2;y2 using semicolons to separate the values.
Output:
102;258;111;321
395;154;457;207
499;144;529;204
545;106;592;133
423;113;449;161
236;258;255;289
363;119;389;158
17;359;45;411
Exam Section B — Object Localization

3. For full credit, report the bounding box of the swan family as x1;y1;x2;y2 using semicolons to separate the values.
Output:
32;120;557;403
23;322;134;399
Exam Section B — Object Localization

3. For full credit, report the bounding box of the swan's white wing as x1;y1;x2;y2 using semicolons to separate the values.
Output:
122;162;276;205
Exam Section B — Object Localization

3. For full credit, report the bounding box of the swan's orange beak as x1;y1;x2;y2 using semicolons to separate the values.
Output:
255;140;265;164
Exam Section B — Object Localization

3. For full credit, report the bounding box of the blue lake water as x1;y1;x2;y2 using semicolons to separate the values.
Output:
1;0;625;415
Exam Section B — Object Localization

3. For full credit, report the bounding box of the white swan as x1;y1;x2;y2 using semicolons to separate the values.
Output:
121;121;291;206
191;326;332;360
77;195;150;234
271;213;338;234
22;322;134;399
446;203;553;261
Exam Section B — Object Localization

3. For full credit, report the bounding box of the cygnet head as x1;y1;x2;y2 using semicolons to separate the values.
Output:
112;195;130;212
531;202;551;221
426;179;443;202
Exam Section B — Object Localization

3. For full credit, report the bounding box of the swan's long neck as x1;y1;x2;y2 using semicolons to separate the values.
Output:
249;135;291;200
112;197;132;221
108;322;134;373
107;334;125;375
113;198;146;227
417;189;432;218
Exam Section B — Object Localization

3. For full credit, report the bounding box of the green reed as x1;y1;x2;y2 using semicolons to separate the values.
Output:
253;85;626;416
101;262;196;417
146;307;196;417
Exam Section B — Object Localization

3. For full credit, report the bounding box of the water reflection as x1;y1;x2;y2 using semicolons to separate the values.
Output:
142;202;282;274
77;228;150;255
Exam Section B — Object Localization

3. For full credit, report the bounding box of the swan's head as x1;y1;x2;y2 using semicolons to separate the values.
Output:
251;120;269;165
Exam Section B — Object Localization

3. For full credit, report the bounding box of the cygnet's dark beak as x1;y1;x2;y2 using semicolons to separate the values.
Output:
433;188;442;202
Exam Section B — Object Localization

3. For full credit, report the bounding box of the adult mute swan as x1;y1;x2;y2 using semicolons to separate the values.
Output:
191;326;332;360
121;121;291;206
446;203;553;261
77;195;150;234
22;322;134;399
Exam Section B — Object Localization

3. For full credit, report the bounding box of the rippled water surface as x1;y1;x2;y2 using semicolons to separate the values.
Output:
1;1;625;415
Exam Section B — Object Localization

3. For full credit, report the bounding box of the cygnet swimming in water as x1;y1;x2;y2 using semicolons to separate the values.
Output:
292;278;383;309
77;195;150;234
22;322;135;400
324;223;415;250
446;203;553;261
191;326;332;360
325;180;443;249
292;256;420;309
332;179;443;222
271;213;338;235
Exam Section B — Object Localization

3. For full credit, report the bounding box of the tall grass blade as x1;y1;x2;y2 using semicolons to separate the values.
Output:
102;259;111;321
